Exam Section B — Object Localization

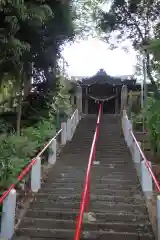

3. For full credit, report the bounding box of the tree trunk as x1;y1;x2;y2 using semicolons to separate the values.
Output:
16;67;23;135
16;90;23;136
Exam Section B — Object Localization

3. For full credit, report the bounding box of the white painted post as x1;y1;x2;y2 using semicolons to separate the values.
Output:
133;141;141;178
66;119;71;141
126;119;131;146
74;112;77;128
124;116;128;142
133;141;141;162
61;122;67;145
127;120;133;148
157;195;160;240
122;110;125;132
48;139;56;165
122;110;126;132
122;115;124;133
71;119;73;139
74;113;76;131
141;160;152;199
72;115;75;133
76;109;79;125
0;189;16;239
31;157;41;192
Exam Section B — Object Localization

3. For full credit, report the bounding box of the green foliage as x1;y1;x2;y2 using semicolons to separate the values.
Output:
131;96;160;156
0;0;75;106
73;0;105;38
98;0;159;48
0;118;56;190
0;119;13;133
52;76;73;118
21;118;56;149
145;98;160;155
0;0;78;191
145;39;160;80
97;0;160;97
146;39;160;62
0;74;74;190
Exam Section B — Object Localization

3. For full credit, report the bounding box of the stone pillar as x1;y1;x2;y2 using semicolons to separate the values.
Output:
115;88;119;114
84;87;88;114
120;85;128;115
76;86;82;113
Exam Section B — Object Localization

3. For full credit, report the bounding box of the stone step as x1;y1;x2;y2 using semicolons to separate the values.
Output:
61;166;136;173
34;193;145;204
20;218;152;234
26;209;149;222
63;153;131;158
13;115;154;240
29;207;147;218
54;165;135;171
14;228;154;240
30;200;147;214
96;148;130;152
52;171;137;179
60;168;137;177
39;187;143;196
41;182;141;191
51;176;138;182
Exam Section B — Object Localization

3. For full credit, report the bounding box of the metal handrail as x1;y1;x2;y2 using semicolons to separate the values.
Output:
74;104;102;240
130;130;160;191
124;110;160;192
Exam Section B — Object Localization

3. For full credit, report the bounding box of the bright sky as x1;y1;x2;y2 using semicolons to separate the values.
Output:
62;38;137;77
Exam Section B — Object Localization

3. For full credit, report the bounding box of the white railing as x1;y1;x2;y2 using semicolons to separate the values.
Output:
122;109;160;240
0;109;80;239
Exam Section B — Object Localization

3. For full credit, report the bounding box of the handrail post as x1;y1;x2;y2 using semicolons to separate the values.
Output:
31;157;41;192
127;121;133;148
0;189;16;239
61;122;67;145
76;109;79;126
74;113;76;132
133;141;141;178
141;160;153;199
67;118;72;141
48;139;56;165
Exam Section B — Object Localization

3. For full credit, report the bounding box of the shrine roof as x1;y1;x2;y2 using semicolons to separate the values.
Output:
79;69;136;86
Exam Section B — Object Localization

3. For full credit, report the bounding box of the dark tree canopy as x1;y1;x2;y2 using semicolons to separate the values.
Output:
0;0;75;83
97;0;160;98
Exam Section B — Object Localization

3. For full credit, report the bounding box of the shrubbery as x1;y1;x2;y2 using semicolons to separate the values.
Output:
0;77;75;191
131;95;160;160
0;118;56;190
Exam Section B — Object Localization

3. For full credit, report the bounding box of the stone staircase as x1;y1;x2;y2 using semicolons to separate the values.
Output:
13;114;155;240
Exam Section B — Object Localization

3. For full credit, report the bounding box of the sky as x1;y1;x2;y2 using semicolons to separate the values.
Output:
62;38;137;78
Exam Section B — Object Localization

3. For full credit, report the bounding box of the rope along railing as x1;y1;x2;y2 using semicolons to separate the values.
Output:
0;109;80;239
122;109;160;240
74;103;102;240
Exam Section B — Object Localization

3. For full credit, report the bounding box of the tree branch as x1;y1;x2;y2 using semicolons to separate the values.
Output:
122;5;144;41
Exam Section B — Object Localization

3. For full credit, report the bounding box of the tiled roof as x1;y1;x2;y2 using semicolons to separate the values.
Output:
80;69;136;86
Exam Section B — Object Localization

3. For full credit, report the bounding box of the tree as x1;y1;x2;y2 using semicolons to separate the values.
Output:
0;0;75;134
97;0;160;98
73;0;105;39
